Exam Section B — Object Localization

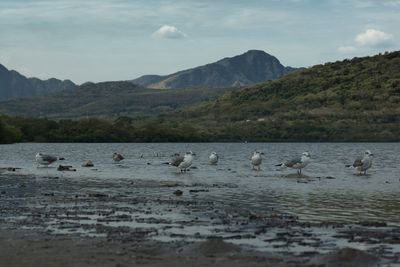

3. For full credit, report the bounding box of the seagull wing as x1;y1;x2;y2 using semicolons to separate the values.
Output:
285;156;301;167
353;155;364;167
42;154;58;163
170;156;184;167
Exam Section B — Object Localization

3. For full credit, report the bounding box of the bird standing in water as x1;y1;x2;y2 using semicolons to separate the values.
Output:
113;153;124;162
348;150;373;175
209;152;219;165
35;153;63;167
277;152;311;175
251;151;263;171
171;151;195;172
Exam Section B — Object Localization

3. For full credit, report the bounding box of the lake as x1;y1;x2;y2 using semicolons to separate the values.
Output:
1;142;399;226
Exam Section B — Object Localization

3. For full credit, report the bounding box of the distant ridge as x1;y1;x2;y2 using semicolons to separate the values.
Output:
131;50;297;89
0;64;76;101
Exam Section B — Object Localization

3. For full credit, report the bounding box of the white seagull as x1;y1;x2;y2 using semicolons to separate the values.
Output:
209;152;219;165
348;150;373;175
113;153;124;162
35;153;62;167
277;152;311;174
171;151;195;172
251;151;263;171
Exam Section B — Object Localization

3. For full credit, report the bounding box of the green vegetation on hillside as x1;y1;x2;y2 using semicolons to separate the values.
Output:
1;51;399;143
0;82;233;118
0;117;22;143
162;51;400;141
0;116;202;143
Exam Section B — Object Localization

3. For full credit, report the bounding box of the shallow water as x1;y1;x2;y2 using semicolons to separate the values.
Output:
0;142;399;226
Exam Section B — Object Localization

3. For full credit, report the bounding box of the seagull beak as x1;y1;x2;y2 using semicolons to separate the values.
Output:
260;152;265;155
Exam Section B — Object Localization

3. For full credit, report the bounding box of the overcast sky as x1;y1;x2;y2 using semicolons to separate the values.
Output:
0;0;399;84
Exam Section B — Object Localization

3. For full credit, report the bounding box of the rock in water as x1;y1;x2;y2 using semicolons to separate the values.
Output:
82;160;94;167
57;165;76;171
173;190;183;196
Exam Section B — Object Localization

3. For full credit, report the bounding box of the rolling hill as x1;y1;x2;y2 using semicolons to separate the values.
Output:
158;51;400;141
0;81;234;118
0;64;76;101
131;50;297;89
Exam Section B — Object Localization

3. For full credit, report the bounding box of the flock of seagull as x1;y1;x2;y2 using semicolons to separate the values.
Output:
35;149;374;175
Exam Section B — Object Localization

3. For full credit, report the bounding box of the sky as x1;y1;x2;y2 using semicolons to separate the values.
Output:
0;0;399;84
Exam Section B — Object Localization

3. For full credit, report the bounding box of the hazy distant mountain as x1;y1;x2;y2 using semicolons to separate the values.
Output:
131;50;298;89
0;81;233;118
0;63;76;101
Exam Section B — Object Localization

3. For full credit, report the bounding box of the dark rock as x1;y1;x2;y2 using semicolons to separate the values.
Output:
173;190;183;196
57;165;76;171
82;160;94;167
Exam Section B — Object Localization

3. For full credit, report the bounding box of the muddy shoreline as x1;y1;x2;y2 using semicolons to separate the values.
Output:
0;172;399;266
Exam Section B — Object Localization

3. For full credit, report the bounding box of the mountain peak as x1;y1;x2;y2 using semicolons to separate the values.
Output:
0;63;76;101
0;63;9;73
131;50;296;89
244;49;270;55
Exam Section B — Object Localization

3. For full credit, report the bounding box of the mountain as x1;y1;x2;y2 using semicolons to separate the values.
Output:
0;81;233;118
158;51;400;141
1;51;399;142
0;64;76;101
131;50;297;89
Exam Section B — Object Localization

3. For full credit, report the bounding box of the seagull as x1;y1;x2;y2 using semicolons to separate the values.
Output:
169;153;184;167
35;153;62;167
277;152;311;174
251;151;263;171
209;152;219;165
113;153;124;162
170;151;195;172
347;150;373;175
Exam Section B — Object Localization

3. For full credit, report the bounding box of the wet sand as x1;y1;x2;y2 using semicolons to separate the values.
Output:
0;171;399;266
0;230;299;267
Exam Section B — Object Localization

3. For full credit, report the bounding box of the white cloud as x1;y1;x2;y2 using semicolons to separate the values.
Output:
152;25;186;39
355;29;393;47
338;46;356;53
338;28;394;53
